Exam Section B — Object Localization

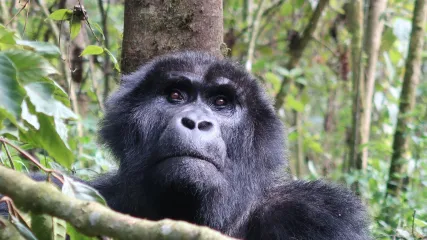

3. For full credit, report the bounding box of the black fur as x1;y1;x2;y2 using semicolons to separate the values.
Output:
1;52;369;239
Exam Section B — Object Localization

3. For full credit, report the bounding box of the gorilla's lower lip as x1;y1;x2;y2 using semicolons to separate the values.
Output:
160;155;220;170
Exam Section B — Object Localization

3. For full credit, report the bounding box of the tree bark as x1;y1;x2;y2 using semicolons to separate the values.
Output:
360;0;388;170
386;0;427;198
0;166;234;240
121;0;224;74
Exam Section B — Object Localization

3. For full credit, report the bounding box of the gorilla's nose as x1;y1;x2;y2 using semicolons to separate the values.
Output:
181;117;214;131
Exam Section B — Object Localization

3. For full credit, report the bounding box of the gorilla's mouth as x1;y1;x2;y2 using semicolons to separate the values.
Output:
159;154;221;170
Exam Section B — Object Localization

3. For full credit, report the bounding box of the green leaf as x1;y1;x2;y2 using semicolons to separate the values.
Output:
307;140;323;153
21;101;40;130
285;95;305;112
104;48;121;72
31;213;67;240
289;68;303;77
307;161;319;178
414;218;427;227
3;50;58;84
381;27;397;52
48;9;73;21
0;113;19;138
90;22;105;40
276;66;290;77
24;82;76;120
70;18;82;40
52;217;67;240
264;72;281;92
16;40;61;57
281;2;293;16
62;176;107;205
396;228;411;239
288;131;298;141
21;114;74;168
67;225;97;240
10;216;38;240
330;0;345;14
0;53;26;122
0;25;16;45
295;0;304;7
44;77;71;107
295;77;307;86
80;45;104;56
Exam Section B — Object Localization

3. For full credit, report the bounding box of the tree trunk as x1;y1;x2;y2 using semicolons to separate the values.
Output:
386;0;427;198
360;0;388;170
347;0;364;182
121;0;224;74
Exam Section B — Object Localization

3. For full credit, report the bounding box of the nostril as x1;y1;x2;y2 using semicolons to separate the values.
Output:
181;117;196;130
198;121;213;131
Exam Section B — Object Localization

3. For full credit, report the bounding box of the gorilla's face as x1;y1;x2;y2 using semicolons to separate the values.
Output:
100;52;285;195
141;70;238;190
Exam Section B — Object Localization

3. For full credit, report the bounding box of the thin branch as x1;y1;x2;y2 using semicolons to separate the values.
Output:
245;0;266;72
312;36;339;57
236;0;285;39
0;137;64;184
5;0;30;27
2;143;15;170
360;0;388;169
35;0;61;43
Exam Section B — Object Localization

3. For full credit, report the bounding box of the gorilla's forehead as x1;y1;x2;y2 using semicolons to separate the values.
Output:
149;54;255;91
165;71;235;86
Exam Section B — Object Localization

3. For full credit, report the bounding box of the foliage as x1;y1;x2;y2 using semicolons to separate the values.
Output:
0;25;75;168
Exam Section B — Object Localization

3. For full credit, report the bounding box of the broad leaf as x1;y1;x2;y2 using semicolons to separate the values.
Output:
17;40;61;57
3;51;58;84
0;25;16;45
31;213;67;240
62;176;107;205
24;82;76;120
21;101;40;130
285;95;305;112
91;22;105;40
80;45;104;56
10;216;38;240
67;225;97;240
49;9;73;21
0;53;26;122
104;48;120;72
70;18;82;40
21;114;74;168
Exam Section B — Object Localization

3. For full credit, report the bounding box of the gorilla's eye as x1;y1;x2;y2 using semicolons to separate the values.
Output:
214;96;228;106
167;89;184;102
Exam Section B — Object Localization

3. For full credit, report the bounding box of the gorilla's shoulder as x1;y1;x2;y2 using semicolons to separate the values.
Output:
245;180;371;240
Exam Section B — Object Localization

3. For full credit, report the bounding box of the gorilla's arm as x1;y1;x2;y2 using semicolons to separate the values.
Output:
245;181;370;240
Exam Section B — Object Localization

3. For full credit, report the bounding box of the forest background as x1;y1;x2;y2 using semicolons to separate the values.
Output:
0;0;426;239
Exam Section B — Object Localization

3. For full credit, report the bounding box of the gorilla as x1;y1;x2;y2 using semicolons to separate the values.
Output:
0;51;369;239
